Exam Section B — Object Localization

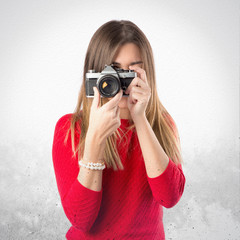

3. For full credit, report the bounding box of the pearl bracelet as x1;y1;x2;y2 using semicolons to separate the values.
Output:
79;160;106;170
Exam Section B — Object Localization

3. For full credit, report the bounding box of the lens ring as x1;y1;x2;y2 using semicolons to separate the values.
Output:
97;75;120;97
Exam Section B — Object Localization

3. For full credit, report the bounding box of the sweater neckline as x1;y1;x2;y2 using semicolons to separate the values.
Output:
120;118;132;126
120;118;131;121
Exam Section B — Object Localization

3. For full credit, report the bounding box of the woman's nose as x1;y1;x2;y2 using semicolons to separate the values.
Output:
122;66;130;70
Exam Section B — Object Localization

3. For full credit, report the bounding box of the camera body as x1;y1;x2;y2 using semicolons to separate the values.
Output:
85;64;137;97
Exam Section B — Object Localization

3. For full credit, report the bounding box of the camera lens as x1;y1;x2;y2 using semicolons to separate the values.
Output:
97;75;120;97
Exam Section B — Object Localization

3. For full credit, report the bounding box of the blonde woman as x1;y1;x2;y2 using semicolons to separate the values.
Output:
52;19;186;240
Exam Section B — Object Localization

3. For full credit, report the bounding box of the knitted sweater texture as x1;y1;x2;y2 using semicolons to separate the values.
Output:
52;113;186;240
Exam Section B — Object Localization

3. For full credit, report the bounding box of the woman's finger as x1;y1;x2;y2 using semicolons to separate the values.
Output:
129;65;148;85
125;77;148;94
130;91;147;104
116;106;120;118
130;86;146;95
104;89;123;110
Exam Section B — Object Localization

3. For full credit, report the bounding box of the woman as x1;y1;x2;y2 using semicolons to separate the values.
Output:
52;19;186;240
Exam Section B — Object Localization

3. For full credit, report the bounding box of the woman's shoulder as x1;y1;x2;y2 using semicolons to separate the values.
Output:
54;112;83;135
55;113;73;129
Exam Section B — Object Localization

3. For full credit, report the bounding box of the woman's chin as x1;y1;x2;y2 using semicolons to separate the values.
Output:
118;103;128;109
118;105;128;109
118;97;128;108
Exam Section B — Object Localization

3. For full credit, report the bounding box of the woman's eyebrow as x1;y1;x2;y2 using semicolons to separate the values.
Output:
112;61;143;65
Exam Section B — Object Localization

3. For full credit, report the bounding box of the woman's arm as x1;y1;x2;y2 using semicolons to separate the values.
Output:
52;114;103;233
78;131;105;192
134;115;186;208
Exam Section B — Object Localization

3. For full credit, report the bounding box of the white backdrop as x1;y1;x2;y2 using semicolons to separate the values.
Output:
0;0;239;239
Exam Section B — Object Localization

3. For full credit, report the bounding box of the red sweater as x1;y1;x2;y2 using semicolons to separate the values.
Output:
52;113;186;240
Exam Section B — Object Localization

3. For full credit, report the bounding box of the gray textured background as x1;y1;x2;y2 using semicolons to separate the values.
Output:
0;0;239;239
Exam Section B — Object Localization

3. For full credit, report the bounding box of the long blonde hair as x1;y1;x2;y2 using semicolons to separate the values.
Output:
64;19;183;171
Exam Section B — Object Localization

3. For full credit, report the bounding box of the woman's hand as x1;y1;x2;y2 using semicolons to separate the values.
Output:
87;87;123;144
125;65;151;123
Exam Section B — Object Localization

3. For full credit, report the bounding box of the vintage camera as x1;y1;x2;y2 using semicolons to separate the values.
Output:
85;64;137;97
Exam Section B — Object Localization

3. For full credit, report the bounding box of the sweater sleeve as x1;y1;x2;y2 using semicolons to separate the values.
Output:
147;157;186;208
51;114;103;232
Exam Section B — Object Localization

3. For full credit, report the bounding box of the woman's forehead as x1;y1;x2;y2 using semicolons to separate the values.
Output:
113;43;141;63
